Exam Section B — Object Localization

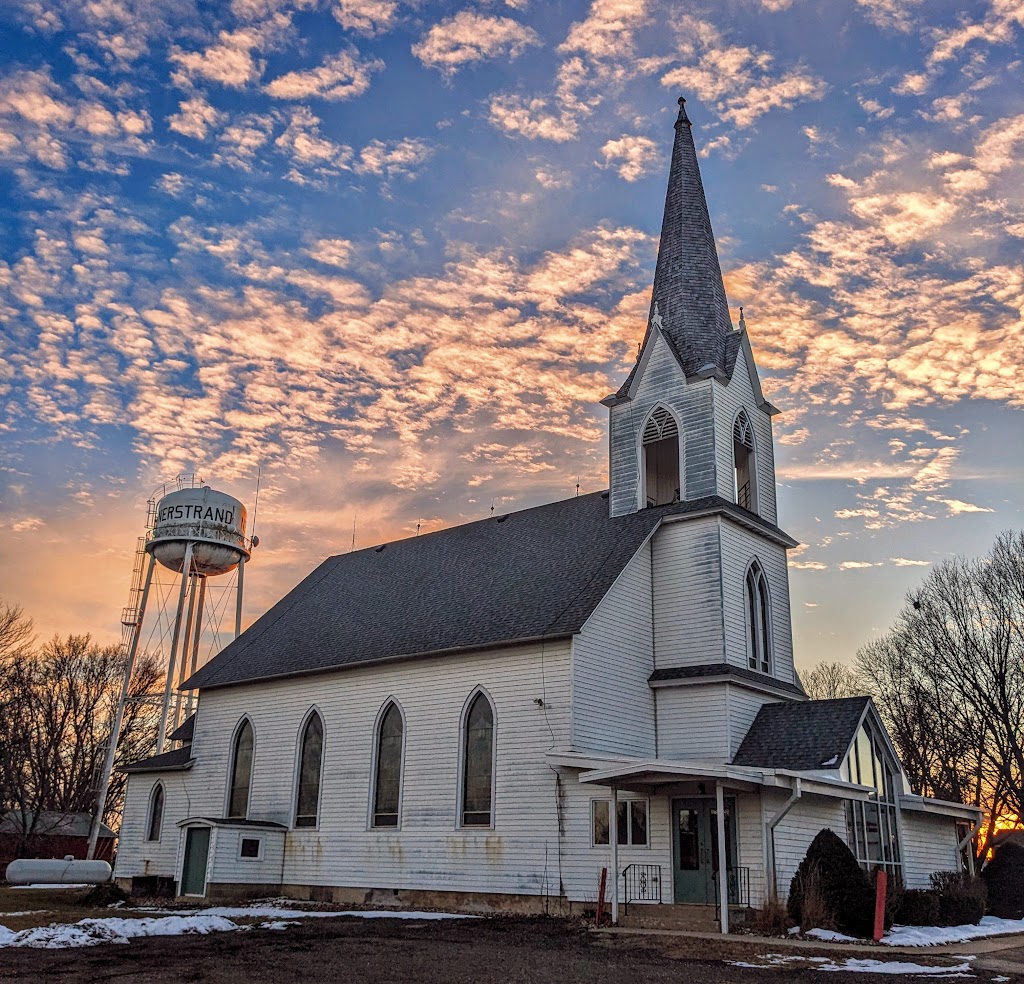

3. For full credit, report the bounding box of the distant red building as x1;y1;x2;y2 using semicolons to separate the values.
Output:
1;812;115;873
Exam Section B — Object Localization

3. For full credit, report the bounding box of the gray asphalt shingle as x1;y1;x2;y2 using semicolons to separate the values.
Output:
731;696;871;770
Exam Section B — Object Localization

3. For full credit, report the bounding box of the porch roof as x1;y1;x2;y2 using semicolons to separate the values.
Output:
549;751;873;801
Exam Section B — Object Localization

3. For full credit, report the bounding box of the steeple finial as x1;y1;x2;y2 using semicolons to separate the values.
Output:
676;96;691;127
739;306;746;331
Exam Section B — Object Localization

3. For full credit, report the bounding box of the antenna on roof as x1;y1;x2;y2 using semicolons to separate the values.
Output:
490;498;495;517
250;465;262;543
351;516;356;553
416;520;421;536
575;476;580;497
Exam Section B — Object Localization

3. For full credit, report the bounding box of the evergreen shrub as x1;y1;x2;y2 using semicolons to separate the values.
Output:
982;843;1024;919
896;889;941;926
788;829;874;937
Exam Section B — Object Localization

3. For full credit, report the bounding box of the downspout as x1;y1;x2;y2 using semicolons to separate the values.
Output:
766;777;802;898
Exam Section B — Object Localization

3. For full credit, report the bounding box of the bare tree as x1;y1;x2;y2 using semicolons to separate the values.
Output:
0;613;163;852
802;660;862;701
0;602;36;824
856;531;1024;861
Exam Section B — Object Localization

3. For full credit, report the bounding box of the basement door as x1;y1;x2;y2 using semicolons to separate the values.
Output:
671;797;737;904
181;827;210;896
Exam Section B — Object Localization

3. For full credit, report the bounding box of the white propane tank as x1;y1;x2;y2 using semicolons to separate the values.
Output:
4;858;112;885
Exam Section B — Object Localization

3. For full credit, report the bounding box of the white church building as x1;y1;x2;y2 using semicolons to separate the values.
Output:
114;99;979;928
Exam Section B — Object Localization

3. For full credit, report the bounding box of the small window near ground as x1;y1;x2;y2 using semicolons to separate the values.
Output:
239;837;261;859
592;799;649;847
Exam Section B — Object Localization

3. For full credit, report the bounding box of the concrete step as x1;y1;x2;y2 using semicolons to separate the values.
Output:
617;904;721;932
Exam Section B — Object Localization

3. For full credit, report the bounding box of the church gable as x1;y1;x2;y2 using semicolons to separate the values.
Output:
607;329;718;518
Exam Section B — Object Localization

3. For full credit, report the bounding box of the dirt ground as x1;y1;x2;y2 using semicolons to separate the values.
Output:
1;913;1018;984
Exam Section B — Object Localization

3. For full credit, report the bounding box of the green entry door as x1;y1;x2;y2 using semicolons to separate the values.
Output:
181;827;210;896
671;797;737;903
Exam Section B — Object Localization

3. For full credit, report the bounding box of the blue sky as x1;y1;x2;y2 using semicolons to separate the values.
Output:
1;0;1022;672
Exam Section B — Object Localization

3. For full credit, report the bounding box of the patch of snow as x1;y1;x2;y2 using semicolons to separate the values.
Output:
732;955;974;976
822;958;974;976
1;911;50;917
260;920;298;930
0;915;238;948
990;976;1010;982
883;917;1024;947
807;928;859;943
787;926;800;935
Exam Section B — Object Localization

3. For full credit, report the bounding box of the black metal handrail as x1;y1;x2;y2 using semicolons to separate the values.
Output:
622;863;662;903
713;866;750;909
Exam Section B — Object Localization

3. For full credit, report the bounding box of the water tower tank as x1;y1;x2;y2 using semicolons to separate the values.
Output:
148;487;249;575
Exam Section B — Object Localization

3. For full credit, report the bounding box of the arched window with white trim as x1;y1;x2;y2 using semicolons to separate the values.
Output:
372;701;404;828
733;410;757;513
146;782;164;842
745;561;772;674
642;406;681;507
461;691;495;827
294;710;324;828
227;718;254;819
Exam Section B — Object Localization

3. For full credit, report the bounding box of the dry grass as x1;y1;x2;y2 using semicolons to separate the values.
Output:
754;891;791;936
794;863;835;933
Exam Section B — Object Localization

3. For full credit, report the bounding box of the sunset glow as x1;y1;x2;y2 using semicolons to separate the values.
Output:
1;0;1021;669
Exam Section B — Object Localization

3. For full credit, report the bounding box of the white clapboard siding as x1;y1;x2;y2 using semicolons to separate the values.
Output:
655;685;730;762
557;773;672;904
727;685;783;757
572;542;656;756
114;772;191;880
651;517;724;669
130;641;574;898
208;827;286;886
609;332;717;518
765;790;848;901
711;345;778;525
719;522;797;686
900;812;961;889
736;793;767;907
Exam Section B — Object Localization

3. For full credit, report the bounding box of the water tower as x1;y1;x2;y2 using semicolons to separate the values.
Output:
86;477;257;859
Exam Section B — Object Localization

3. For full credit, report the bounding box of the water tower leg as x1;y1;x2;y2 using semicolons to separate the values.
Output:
184;575;206;720
86;551;157;861
157;541;193;754
172;573;199;735
235;555;245;639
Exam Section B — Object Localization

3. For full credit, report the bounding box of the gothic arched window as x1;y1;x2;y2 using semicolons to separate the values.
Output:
294;711;324;828
745;561;772;674
227;718;254;819
372;702;404;828
642;406;681;507
461;691;495;827
733;411;757;512
146;782;164;842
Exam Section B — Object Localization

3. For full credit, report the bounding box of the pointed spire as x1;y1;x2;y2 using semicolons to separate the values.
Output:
637;97;735;385
739;306;746;332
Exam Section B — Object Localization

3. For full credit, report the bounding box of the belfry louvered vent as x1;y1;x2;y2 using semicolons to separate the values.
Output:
642;407;678;445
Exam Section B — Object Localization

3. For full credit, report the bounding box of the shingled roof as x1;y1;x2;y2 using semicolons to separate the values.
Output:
731;696;871;771
185;492;795;692
617;98;739;398
185;492;653;690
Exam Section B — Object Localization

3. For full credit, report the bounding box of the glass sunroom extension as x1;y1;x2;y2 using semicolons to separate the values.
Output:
842;719;903;878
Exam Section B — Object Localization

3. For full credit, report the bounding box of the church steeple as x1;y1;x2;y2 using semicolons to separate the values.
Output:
616;98;736;397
